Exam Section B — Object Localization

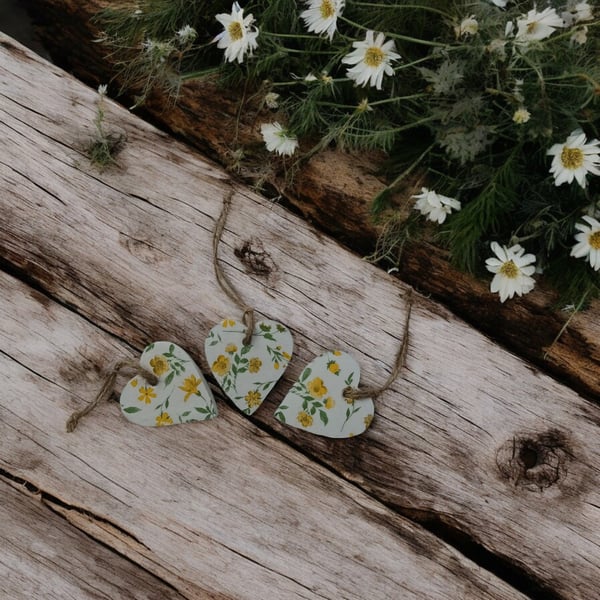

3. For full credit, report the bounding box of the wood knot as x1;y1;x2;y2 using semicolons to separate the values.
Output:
234;238;276;277
496;429;572;491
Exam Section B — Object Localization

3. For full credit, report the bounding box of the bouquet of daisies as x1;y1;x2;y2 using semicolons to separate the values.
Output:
99;0;599;306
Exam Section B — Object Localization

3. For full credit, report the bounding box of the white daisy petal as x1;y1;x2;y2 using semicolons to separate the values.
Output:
301;0;344;40
515;7;564;43
486;242;536;301
412;187;461;224
260;122;299;156
214;2;259;64
570;216;600;270
341;30;401;90
547;129;600;189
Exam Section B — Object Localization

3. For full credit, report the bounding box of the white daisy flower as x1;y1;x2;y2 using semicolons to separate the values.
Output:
570;25;588;45
260;122;298;156
570;215;600;270
301;0;344;41
512;107;531;124
486;242;536;303
563;2;593;25
456;15;479;38
264;92;280;109
515;7;564;43
341;31;401;90
177;25;197;45
547;129;600;189
412;187;461;224
97;84;108;97
214;2;259;64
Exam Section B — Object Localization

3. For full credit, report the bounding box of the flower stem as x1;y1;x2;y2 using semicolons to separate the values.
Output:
381;142;434;191
339;15;448;47
349;1;452;19
261;31;325;40
181;66;221;80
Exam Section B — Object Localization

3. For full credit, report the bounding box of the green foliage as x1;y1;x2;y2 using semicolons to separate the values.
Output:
87;86;125;169
444;147;524;272
96;0;600;307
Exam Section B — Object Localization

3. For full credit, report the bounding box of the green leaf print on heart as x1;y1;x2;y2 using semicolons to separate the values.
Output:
205;318;293;415
274;351;374;438
119;341;217;427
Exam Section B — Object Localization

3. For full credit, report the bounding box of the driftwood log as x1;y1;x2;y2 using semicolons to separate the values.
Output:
2;33;600;599
21;0;600;401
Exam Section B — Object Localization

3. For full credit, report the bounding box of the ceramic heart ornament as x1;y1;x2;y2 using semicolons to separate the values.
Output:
120;342;217;426
274;351;374;438
205;318;293;415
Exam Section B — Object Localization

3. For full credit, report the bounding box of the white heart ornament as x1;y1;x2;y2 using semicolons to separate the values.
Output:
205;318;293;415
120;342;217;426
274;351;374;438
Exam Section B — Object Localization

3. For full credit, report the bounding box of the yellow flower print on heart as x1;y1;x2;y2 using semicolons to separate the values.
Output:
364;414;373;428
324;396;335;410
179;375;202;401
212;354;230;376
327;360;340;375
245;390;262;409
156;412;173;427
225;343;238;354
222;319;236;328
138;386;157;404
282;352;291;361
297;411;313;428
333;350;342;356
274;361;280;370
248;357;262;373
149;354;169;376
307;377;328;398
130;378;138;388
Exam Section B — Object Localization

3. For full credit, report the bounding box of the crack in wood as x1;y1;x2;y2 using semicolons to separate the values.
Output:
390;507;562;600
0;466;144;546
255;419;554;600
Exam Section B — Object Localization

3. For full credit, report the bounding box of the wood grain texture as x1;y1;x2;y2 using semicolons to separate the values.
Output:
0;479;189;600
1;34;600;599
21;0;600;401
0;268;525;600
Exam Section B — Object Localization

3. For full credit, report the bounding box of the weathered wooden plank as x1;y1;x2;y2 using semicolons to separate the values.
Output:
0;270;524;600
21;0;600;400
1;34;600;599
0;479;189;600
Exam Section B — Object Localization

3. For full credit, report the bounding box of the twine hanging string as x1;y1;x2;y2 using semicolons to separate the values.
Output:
66;359;158;432
343;288;413;401
213;191;255;346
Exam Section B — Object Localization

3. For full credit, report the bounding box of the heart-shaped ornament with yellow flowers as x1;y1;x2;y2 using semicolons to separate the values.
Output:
120;342;217;426
274;351;374;438
205;318;293;415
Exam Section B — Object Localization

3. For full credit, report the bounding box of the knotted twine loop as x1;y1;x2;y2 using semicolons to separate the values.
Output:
66;359;158;433
343;288;413;402
213;191;255;346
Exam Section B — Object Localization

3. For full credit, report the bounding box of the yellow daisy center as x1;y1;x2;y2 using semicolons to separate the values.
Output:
589;230;600;250
364;46;385;68
526;21;539;35
320;0;335;19
499;260;519;279
560;146;584;170
228;21;244;41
